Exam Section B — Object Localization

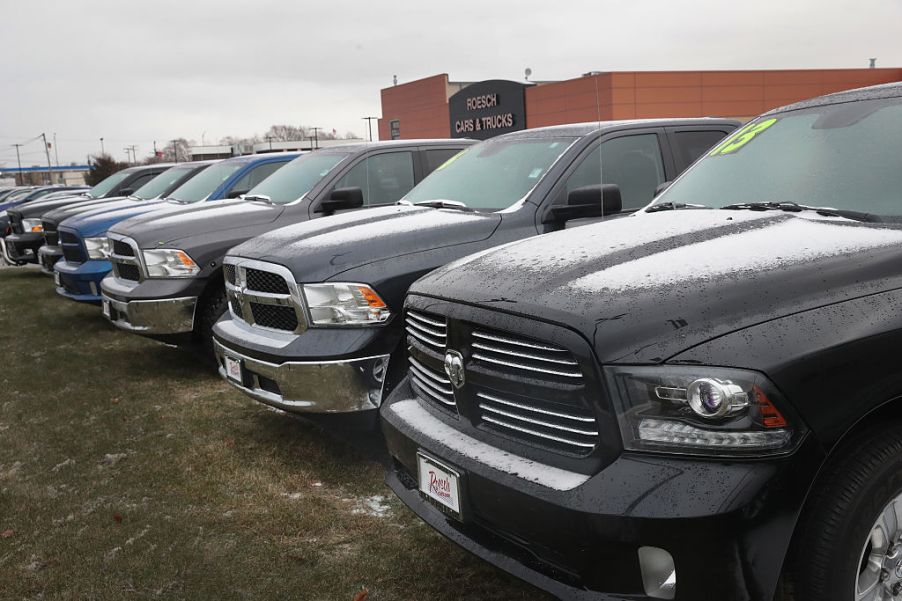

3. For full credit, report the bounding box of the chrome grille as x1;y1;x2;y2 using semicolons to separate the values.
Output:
224;258;306;334
471;329;582;378
223;264;237;285
476;391;598;452
406;310;447;349
109;234;143;282
409;355;457;412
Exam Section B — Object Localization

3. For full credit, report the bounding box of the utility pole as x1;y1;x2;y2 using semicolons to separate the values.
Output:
41;133;53;184
265;135;274;151
310;127;321;149
153;140;158;156
12;144;23;185
362;117;378;141
53;133;60;167
172;140;178;163
125;145;138;164
100;137;105;155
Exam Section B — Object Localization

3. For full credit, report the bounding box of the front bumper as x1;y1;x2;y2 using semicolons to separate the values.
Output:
54;258;111;303
102;293;198;334
2;234;37;265
382;378;822;601
38;245;62;275
213;338;390;413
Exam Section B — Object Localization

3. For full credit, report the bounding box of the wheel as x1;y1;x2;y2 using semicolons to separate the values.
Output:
195;284;228;361
791;422;902;601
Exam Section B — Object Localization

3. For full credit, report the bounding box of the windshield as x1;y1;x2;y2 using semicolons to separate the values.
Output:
402;137;577;210
167;160;245;203
87;169;132;198
133;165;198;200
247;152;348;204
653;97;902;220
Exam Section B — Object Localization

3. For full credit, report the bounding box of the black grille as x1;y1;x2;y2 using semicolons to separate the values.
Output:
245;268;289;294
40;252;58;272
115;262;140;281
223;264;237;285
9;213;23;234
250;303;298;331
59;231;79;244
5;239;20;260
112;239;134;256
62;244;85;263
43;221;58;245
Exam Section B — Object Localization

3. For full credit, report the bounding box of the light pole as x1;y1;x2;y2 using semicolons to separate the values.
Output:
310;127;321;149
100;137;105;155
362;117;378;141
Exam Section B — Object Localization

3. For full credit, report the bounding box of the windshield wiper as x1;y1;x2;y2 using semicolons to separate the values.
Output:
645;201;710;213
722;201;878;222
412;199;473;211
243;194;273;204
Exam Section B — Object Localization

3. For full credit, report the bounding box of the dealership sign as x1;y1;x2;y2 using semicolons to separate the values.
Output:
449;80;530;140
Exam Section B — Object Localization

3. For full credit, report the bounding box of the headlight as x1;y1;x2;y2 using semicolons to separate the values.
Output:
22;218;42;232
142;248;200;278
85;237;111;259
605;366;802;456
302;283;389;326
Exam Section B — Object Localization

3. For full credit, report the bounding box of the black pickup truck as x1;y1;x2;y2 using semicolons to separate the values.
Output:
100;140;473;353
2;164;172;265
381;83;902;601
211;118;737;417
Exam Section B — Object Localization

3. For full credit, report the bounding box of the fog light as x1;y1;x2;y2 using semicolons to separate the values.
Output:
638;546;676;600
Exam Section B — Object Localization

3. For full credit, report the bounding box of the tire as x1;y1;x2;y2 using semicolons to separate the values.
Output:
791;421;902;601
195;285;228;361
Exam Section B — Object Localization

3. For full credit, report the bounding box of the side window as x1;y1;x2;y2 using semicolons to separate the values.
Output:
333;151;415;205
230;161;285;194
672;130;731;171
423;149;463;176
124;173;156;192
564;134;665;210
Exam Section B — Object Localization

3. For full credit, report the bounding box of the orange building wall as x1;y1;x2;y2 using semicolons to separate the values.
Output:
380;69;902;139
378;73;452;140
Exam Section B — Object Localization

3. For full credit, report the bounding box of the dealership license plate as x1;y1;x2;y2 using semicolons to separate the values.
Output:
102;299;111;319
53;272;61;286
224;355;243;384
417;452;462;519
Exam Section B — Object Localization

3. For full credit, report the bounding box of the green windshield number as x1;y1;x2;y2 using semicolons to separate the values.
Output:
709;118;779;156
436;149;466;171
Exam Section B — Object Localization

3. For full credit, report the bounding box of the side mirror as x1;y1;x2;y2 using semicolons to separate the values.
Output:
227;189;249;199
654;181;671;197
315;187;364;213
119;188;134;197
549;184;622;223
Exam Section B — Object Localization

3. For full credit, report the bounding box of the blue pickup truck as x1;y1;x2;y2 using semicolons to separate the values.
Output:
52;153;297;303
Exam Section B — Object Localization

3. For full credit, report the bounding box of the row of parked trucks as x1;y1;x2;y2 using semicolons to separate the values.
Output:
3;82;902;600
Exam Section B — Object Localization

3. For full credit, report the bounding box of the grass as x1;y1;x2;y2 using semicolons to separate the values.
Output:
0;267;550;600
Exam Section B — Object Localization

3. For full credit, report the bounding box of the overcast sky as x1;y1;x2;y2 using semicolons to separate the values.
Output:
2;0;900;166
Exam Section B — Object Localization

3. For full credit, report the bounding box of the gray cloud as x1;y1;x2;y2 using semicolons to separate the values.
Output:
1;0;899;165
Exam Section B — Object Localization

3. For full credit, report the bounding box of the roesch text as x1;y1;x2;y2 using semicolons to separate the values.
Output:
455;94;515;134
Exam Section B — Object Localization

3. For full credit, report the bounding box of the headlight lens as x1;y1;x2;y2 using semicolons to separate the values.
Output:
22;218;42;232
605;365;801;456
142;248;200;278
302;283;389;326
85;237;111;259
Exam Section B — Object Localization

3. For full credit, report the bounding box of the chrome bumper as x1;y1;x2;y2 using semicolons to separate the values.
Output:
38;246;60;275
213;338;390;413
102;294;198;334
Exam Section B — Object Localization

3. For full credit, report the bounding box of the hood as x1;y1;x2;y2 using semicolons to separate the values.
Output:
229;205;501;282
61;200;170;238
112;198;284;247
412;211;902;364
44;196;138;226
9;194;104;219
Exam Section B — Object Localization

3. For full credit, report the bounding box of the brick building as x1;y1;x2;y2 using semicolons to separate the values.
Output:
378;68;902;140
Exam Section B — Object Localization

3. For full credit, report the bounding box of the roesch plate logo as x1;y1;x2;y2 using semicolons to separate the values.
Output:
449;79;530;140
